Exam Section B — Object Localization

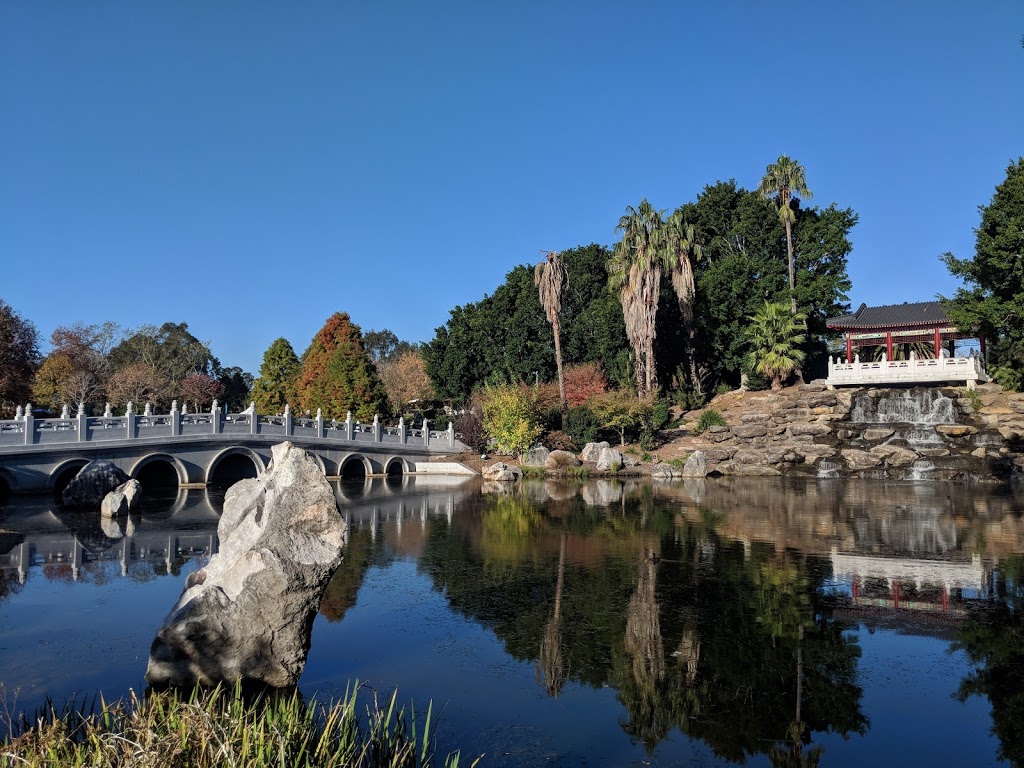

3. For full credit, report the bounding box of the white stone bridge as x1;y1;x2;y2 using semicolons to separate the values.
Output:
0;402;469;495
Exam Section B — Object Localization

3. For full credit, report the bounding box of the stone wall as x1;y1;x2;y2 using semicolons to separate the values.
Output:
687;382;1024;481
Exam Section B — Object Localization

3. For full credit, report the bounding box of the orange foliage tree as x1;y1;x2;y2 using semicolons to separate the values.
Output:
564;362;609;407
377;348;433;414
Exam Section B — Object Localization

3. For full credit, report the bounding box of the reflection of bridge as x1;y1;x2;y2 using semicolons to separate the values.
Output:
0;477;475;584
0;404;469;494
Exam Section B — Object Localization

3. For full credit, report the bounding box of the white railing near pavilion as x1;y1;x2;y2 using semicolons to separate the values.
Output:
826;351;988;388
0;400;461;451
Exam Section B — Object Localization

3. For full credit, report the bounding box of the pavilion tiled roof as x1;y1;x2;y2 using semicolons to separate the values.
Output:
826;301;950;330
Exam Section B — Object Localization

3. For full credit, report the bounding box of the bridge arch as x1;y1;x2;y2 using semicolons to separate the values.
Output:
384;457;410;477
131;453;189;488
49;457;92;494
0;467;16;500
206;446;265;486
339;454;372;480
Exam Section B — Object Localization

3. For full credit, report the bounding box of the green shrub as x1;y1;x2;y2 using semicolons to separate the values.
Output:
565;405;599;446
966;389;983;411
541;406;563;431
674;388;705;411
638;425;656;452
694;409;727;434
715;382;733;395
669;456;685;468
482;384;541;455
651;398;671;430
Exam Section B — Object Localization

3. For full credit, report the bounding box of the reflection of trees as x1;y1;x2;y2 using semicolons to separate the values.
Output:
319;526;378;623
955;555;1024;765
419;487;867;760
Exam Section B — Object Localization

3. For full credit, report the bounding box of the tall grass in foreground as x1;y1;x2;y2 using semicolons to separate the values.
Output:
1;682;479;768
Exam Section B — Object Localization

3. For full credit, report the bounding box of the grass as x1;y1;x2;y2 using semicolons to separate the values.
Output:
694;409;727;434
565;466;590;480
1;682;479;768
520;465;545;479
966;388;983;411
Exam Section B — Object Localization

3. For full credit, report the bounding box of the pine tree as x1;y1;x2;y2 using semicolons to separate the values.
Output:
294;313;388;421
251;338;301;414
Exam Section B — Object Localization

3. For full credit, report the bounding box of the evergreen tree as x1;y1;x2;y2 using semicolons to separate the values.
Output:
251;338;301;414
294;313;388;421
942;158;1024;390
0;300;39;417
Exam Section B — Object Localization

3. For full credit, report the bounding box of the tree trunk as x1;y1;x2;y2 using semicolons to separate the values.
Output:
553;316;567;414
785;217;796;315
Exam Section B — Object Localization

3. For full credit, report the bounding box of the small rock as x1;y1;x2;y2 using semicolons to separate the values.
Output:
789;423;833;437
732;424;768;439
652;463;682;479
935;424;977;437
862;428;895;442
101;479;143;517
841;449;882;470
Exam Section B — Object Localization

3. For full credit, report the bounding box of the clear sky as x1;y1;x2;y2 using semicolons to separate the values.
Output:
2;1;1022;375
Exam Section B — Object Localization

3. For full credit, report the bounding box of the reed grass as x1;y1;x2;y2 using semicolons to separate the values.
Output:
1;682;479;768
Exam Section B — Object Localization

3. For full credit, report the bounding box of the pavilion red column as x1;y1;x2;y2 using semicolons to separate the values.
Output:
934;327;942;358
846;334;852;363
886;332;893;360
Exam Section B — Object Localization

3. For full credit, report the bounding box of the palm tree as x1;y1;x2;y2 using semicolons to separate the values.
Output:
758;155;812;315
535;251;568;414
608;199;665;398
663;212;704;395
746;301;807;391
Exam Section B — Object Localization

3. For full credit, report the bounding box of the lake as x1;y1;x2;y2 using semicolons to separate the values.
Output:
2;474;1024;766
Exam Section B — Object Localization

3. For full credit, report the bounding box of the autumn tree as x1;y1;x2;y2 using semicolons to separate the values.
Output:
294;312;388;421
105;363;169;409
108;322;217;403
377;348;433;413
180;372;225;412
563;362;609;407
0;300;39;417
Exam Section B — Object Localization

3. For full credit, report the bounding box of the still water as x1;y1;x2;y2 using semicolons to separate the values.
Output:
2;475;1024;766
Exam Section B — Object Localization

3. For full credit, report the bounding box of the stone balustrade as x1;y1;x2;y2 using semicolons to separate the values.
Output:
0;400;461;452
827;352;988;389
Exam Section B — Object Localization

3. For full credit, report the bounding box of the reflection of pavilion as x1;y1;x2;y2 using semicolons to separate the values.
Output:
830;547;989;617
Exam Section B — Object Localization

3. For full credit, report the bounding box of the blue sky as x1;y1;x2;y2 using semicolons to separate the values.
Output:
2;2;1022;375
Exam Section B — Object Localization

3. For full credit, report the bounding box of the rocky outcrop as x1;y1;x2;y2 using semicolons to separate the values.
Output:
101;479;142;517
145;442;346;688
580;442;610;463
62;461;131;508
681;451;709;478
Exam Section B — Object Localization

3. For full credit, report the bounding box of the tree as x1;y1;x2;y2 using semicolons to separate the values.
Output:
941;158;1024;390
105;363;169;409
0;300;39;417
108;322;218;404
218;367;254;411
180;372;225;412
251;338;301;415
535;251;568;414
759;156;813;314
663;212;705;395
563;361;608;407
31;354;77;412
746;301;807;391
294;312;388;421
377;348;433;413
608;199;665;398
590;388;651;446
481;383;540;455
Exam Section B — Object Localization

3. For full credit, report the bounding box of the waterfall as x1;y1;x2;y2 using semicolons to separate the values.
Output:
850;389;955;425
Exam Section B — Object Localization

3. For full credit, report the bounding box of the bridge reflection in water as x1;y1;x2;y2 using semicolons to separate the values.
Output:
0;475;473;585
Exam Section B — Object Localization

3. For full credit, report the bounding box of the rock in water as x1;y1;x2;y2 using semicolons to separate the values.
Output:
580;442;610;463
62;460;130;508
101;479;143;517
681;451;709;478
145;442;346;688
521;445;550;467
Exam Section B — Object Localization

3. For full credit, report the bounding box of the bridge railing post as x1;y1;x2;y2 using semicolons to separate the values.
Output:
316;409;324;439
423;418;430;447
169;400;180;437
345;411;353;441
250;402;258;436
24;407;34;445
284;404;293;436
448;422;455;448
211;400;221;435
77;403;87;442
398;417;406;445
373;414;381;443
126;403;136;440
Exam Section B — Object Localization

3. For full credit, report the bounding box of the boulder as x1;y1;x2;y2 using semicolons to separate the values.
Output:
596;447;624;472
101;479;143;517
580;442;610;463
521;445;550;467
62;460;131;508
145;442;346;688
681;450;709;478
935;424;977;437
482;462;523;482
862;428;895;442
732;423;768;439
788;422;833;437
841;449;882;470
651;463;682;479
545;450;581;470
731;464;782;477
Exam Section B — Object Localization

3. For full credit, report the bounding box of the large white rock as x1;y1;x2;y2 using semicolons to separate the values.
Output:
596;447;624;472
521;446;550;467
580;442;610;463
681;451;709;478
101;479;142;518
145;442;346;688
481;462;523;482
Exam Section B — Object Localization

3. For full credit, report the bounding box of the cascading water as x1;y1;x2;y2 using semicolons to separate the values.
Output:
850;389;955;425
